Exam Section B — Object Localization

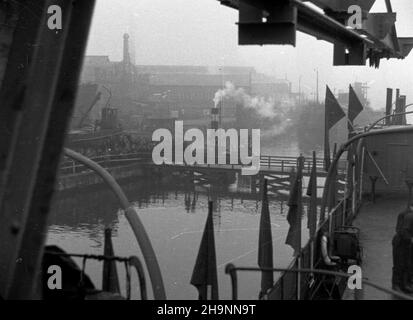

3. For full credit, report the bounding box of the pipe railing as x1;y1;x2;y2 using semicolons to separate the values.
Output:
366;109;413;132
59;152;346;176
225;264;413;301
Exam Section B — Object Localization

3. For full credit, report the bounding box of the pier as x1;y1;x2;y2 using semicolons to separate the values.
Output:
58;152;347;192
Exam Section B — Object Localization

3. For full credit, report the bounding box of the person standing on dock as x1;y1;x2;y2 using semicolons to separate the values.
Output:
392;206;413;293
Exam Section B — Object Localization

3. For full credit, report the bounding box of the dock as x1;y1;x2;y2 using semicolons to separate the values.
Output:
58;152;346;191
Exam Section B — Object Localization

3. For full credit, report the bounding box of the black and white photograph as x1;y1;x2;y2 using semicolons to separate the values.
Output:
0;0;413;309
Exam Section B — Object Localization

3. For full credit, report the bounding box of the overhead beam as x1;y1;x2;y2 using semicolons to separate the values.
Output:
305;0;376;12
218;0;410;66
293;0;372;47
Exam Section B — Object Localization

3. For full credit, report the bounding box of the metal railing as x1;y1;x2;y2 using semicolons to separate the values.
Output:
225;265;413;300
262;198;352;300
259;155;346;174
45;251;147;300
59;152;152;175
59;152;346;175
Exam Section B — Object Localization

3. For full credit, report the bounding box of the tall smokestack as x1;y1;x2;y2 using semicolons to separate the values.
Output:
385;88;393;125
123;33;131;66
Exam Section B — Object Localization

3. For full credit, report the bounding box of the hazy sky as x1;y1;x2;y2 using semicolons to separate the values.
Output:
85;0;413;110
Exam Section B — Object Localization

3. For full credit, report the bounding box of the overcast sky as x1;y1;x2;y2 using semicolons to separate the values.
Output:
85;0;413;110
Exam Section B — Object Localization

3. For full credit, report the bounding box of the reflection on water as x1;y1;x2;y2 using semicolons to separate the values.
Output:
48;171;310;300
47;139;314;299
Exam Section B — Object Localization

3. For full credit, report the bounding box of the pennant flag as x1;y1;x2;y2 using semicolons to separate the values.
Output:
190;201;219;300
348;85;364;136
307;151;317;239
286;157;304;256
102;228;120;294
258;179;274;297
348;85;364;123
324;86;346;171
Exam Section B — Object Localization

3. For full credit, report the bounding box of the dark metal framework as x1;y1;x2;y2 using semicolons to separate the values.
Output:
0;0;95;299
219;0;413;67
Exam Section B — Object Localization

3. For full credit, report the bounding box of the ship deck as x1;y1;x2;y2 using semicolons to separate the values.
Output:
343;195;411;300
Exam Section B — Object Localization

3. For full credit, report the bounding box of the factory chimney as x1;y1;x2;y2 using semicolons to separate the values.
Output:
123;33;131;66
122;33;133;85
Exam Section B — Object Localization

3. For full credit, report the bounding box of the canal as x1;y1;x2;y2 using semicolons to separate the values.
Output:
47;139;315;299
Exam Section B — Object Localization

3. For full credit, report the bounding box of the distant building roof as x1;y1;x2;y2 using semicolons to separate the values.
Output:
83;56;111;66
136;65;255;75
149;73;251;87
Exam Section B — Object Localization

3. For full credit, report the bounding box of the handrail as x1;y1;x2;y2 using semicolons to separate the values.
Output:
225;264;413;300
63;148;166;299
128;256;147;300
366;110;413;132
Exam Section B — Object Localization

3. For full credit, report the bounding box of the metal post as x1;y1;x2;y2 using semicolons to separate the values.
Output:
342;161;349;225
0;0;75;298
296;155;304;300
385;88;393;125
7;1;98;299
359;147;366;203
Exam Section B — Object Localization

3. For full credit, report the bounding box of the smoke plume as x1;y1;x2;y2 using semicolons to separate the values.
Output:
213;81;279;119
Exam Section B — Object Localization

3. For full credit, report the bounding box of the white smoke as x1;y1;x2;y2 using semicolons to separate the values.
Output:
213;81;293;137
213;81;278;119
261;120;292;138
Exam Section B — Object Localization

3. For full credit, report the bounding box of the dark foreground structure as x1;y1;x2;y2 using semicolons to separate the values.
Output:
0;0;412;300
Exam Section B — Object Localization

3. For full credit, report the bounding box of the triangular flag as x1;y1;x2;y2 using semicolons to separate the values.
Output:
258;179;274;297
190;201;219;300
286;157;304;256
324;86;345;171
348;85;364;123
102;228;120;294
325;86;346;129
307;151;317;240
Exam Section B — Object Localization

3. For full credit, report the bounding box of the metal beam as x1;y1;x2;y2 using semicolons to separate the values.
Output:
0;0;72;298
0;1;45;183
218;0;410;65
293;0;372;47
220;0;371;47
0;0;94;299
305;0;376;12
6;0;96;299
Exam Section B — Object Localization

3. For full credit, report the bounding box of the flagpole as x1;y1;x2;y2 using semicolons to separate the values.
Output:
359;146;366;202
342;161;349;225
308;151;317;273
347;120;358;218
297;156;304;300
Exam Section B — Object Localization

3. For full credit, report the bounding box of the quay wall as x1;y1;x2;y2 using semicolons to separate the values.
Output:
57;163;152;192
